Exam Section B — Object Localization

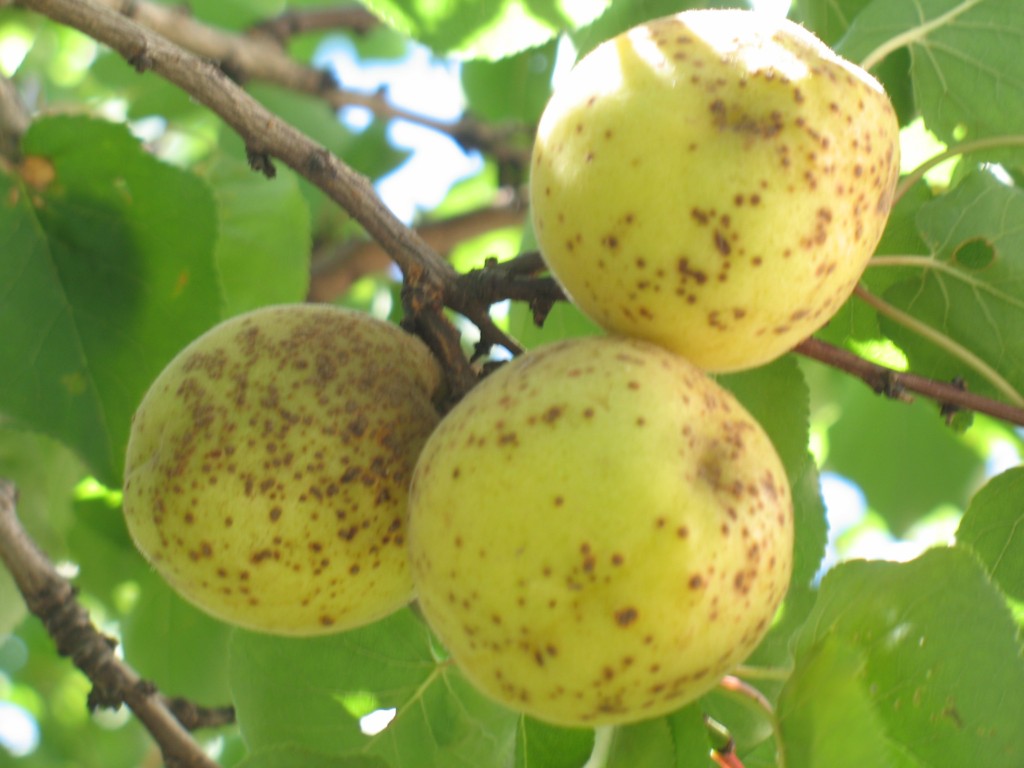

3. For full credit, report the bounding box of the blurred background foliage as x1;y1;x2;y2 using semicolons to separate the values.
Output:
1;0;1023;766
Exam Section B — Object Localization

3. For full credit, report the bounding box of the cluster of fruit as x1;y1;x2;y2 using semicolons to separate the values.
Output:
122;10;899;728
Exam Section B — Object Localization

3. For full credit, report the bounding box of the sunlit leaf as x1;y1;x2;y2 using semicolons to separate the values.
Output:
508;299;602;349
881;171;1024;401
360;0;611;60
779;634;922;768
838;0;1024;147
461;40;557;123
230;608;525;764
179;0;285;30
788;548;1024;766
571;0;737;57
798;0;875;45
956;466;1024;601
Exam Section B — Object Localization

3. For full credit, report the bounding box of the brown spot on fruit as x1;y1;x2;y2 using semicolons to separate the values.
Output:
714;230;731;255
614;607;638;627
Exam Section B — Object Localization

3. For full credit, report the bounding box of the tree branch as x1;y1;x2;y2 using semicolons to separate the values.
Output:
0;480;222;768
17;0;479;398
309;201;526;302
460;255;1024;428
251;5;381;43
86;0;531;163
795;337;1024;427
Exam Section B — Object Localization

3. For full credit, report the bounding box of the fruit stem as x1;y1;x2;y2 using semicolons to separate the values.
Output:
717;675;787;768
894;134;1024;204
582;726;615;768
730;664;792;682
852;284;1024;407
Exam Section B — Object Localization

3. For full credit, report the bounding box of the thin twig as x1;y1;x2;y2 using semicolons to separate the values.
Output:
893;134;1024;203
0;480;221;768
796;337;1024;426
309;201;526;302
251;5;381;42
852;284;1024;407
88;0;531;163
457;256;1024;427
718;675;784;768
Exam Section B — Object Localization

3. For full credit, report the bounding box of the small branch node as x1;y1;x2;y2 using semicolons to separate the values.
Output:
127;44;154;73
316;67;340;94
305;146;335;179
246;147;276;178
218;56;247;85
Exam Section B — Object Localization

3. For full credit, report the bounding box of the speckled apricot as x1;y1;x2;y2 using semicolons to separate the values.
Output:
123;305;444;636
530;10;900;372
407;336;792;726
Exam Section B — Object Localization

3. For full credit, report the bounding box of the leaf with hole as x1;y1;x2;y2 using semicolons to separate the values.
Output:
880;172;1024;401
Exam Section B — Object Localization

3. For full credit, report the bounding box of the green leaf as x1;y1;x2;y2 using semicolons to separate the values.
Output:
837;0;1024;146
0;116;221;485
230;610;427;755
789;548;1024;766
230;608;525;765
779;634;921;768
461;40;558;123
237;746;390;768
598;706;711;767
360;0;611;60
880;172;1024;401
571;0;737;58
719;357;827;593
177;0;284;30
90;52;202;122
798;0;875;45
515;716;593;768
603;718;675;767
822;370;982;534
956;466;1024;601
365;669;519;768
67;494;144;604
121;570;234;704
201;156;311;316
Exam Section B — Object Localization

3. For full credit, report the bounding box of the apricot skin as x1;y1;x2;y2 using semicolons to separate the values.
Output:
530;10;900;372
408;336;793;726
123;304;443;636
